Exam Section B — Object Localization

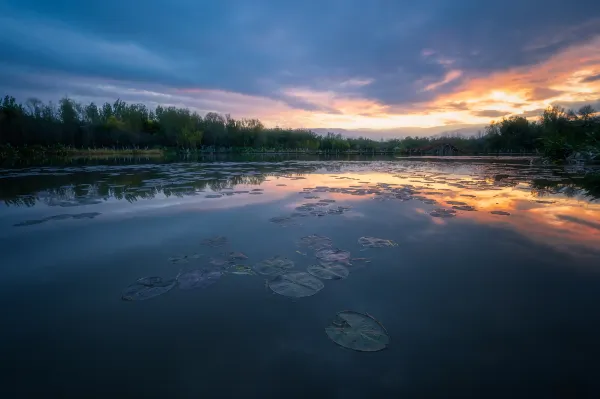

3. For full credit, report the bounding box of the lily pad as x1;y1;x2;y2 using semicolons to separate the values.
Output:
253;256;295;276
307;263;349;280
269;216;294;225
325;311;390;352
429;208;457;218
452;205;476;211
228;252;248;260
315;248;351;264
177;269;222;290
168;255;189;264
491;210;511;216
227;265;255;275
122;277;176;301
358;236;398;248
268;272;324;297
201;236;228;247
297;234;332;250
209;257;232;268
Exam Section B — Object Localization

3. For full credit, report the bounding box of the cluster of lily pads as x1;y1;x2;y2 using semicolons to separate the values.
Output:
121;233;395;351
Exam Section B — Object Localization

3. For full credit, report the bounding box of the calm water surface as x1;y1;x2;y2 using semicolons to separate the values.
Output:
1;158;600;398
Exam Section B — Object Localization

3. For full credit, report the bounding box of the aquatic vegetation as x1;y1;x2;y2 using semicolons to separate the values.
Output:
267;272;324;297
358;236;398;248
228;252;248;260
325;311;390;352
168;255;189;264
201;236;228;247
253;256;295;276
298;234;333;250
446;200;468;206
429;208;457;218
122;277;176;301
490;210;511;216
205;194;222;198
177;269;222;290
14;212;101;227
269;216;294;225
307;263;349;280
315;248;351;264
209;257;232;268
452;205;476;211
227;265;255;275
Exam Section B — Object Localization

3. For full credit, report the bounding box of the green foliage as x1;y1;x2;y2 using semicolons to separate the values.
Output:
1;94;598;161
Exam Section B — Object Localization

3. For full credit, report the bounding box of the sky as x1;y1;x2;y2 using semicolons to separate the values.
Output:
1;0;600;136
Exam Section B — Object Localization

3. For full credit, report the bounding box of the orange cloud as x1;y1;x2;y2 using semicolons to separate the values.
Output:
171;36;600;130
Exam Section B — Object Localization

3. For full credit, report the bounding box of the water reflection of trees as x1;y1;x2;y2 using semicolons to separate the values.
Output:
1;163;322;207
531;173;600;200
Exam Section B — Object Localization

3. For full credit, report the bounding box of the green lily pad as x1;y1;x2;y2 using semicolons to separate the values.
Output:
177;269;222;290
227;265;256;275
228;252;248;260
297;234;332;250
315;248;351;264
122;277;176;301
253;256;295;276
357;236;398;248
325;311;390;352
201;236;228;247
307;263;349;280
268;272;324;297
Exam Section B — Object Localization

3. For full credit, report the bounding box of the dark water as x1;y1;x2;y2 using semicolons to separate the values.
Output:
1;157;600;398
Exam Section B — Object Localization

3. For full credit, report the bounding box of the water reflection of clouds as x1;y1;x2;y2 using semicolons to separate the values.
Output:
4;162;600;256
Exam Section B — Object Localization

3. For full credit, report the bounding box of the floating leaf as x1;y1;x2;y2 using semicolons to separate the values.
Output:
136;276;163;286
446;200;467;206
268;272;324;297
177;269;222;290
269;216;294;225
201;236;228;247
227;265;255;275
307;263;349;280
358;236;398;248
253;256;295;276
490;210;511;216
315;248;351;264
297;234;332;250
429;208;456;218
209;257;232;268
168;255;189;264
228;252;248;260
325;311;390;352
452;205;476;211
122;277;176;301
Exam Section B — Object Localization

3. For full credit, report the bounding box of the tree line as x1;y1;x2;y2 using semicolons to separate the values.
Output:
1;94;598;159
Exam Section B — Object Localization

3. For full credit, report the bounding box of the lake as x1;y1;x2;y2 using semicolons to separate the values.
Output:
1;156;599;398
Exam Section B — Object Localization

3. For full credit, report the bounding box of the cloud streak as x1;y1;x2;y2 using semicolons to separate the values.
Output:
1;0;600;133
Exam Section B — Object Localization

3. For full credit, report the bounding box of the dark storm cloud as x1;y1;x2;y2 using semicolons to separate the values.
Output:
1;0;600;108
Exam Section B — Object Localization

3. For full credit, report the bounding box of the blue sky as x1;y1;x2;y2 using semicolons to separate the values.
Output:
1;0;600;134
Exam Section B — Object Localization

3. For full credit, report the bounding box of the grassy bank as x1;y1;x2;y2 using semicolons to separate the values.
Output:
0;144;164;162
